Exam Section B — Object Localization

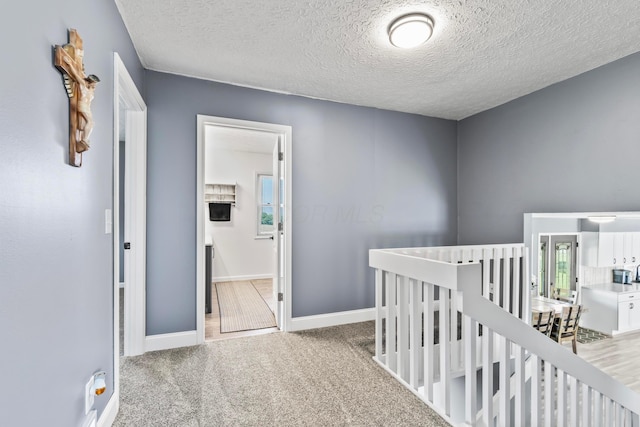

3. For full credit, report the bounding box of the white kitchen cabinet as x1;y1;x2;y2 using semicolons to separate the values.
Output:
626;232;640;264
582;232;640;267
618;293;640;331
582;284;640;335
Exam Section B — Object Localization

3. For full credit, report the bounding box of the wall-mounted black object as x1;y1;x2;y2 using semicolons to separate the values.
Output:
209;202;231;221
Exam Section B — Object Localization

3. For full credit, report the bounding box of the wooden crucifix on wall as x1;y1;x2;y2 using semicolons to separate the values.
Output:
54;29;100;167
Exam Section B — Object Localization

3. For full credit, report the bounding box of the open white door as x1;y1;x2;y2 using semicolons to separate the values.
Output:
272;138;283;328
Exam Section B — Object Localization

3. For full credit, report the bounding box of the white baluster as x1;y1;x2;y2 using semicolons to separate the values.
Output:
398;275;409;381
494;249;502;307
424;282;435;402
617;403;625;427
483;249;491;300
545;362;555;427
451;287;460;370
503;247;511;313
605;397;613;426
464;314;477;426
514;344;526;427
582;384;591;427
513;246;521;319
409;278;421;389
482;327;494;427
558;369;567;426
594;392;602;426
375;268;384;361
569;377;579;427
531;354;542;427
499;335;511;427
386;272;397;373
440;287;451;416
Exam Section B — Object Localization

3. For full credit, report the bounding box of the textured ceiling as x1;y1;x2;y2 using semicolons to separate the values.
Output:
115;0;640;120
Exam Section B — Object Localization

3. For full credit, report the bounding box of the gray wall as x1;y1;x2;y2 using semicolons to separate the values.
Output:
458;52;640;244
145;71;458;333
0;1;143;425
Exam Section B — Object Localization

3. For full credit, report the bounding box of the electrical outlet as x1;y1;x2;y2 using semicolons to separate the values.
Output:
85;376;95;414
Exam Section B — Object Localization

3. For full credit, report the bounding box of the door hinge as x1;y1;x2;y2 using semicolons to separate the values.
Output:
124;242;131;250
278;292;283;302
278;222;283;232
278;152;283;161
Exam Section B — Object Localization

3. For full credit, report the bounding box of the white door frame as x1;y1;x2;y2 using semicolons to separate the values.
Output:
196;115;293;342
112;54;147;376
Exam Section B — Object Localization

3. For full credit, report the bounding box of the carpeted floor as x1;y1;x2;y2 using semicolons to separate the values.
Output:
114;321;449;426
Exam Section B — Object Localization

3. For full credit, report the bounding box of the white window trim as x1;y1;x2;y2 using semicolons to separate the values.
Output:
256;172;275;238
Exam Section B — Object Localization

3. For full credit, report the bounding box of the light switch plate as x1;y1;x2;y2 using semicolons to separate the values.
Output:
105;209;112;234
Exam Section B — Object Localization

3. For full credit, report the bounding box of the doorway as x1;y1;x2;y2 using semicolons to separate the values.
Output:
538;234;578;298
113;53;147;363
196;115;292;343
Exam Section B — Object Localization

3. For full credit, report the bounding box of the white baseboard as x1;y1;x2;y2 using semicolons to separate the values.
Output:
212;274;272;282
145;331;198;352
97;390;118;427
287;308;375;332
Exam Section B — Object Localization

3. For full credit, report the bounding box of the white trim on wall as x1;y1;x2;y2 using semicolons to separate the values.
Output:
145;331;199;353
212;274;273;282
287;308;375;332
96;390;119;427
112;52;147;423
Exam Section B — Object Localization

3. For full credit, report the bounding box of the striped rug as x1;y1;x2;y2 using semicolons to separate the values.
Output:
216;281;276;333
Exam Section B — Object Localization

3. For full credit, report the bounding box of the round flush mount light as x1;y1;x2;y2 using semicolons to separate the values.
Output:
588;215;617;224
388;13;435;49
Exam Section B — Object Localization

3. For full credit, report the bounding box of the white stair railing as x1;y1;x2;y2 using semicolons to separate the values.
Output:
370;244;640;427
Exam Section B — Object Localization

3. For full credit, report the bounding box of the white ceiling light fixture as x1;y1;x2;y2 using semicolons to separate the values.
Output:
588;215;617;224
388;13;435;49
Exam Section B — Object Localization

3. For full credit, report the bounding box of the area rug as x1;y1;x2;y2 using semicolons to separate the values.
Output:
577;327;610;344
216;281;276;333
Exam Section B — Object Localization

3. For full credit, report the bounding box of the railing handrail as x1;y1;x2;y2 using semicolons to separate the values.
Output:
371;243;640;424
463;292;640;414
369;249;479;291
371;243;525;257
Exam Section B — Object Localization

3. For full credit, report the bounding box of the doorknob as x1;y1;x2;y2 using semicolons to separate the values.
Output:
124;242;131;250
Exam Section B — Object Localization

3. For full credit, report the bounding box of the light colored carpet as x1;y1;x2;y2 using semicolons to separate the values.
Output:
216;281;276;333
114;321;449;426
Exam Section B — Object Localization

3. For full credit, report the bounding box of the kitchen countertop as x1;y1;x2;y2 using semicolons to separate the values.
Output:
582;282;640;293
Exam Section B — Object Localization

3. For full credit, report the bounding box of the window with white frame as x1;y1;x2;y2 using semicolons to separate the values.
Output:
257;174;274;236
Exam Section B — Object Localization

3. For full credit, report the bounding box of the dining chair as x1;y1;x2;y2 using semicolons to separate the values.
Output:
551;305;583;354
557;289;578;304
531;310;554;337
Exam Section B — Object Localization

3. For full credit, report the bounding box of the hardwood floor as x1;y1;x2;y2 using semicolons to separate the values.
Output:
205;278;279;342
578;330;640;393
